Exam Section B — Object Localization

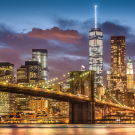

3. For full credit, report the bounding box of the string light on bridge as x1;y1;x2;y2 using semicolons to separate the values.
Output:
49;71;89;84
48;72;70;83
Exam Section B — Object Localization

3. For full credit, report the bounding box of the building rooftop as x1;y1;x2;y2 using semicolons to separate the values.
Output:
25;61;41;66
32;49;48;53
111;36;125;40
90;28;101;31
0;62;14;67
128;56;132;63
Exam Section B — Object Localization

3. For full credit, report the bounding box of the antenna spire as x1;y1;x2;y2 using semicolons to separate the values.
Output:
95;4;97;29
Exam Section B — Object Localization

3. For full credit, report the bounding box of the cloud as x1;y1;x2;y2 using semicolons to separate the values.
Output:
56;19;135;86
55;18;94;34
26;27;82;44
56;18;131;37
56;19;79;28
0;24;88;79
100;21;130;37
7;34;23;39
1;21;135;87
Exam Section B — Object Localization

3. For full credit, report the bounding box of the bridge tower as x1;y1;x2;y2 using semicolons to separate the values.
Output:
69;71;95;124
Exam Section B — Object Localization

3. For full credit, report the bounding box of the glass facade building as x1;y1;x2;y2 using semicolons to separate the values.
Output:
89;28;103;87
32;49;49;82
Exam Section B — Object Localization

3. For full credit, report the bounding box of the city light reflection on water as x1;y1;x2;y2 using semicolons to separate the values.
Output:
0;124;135;135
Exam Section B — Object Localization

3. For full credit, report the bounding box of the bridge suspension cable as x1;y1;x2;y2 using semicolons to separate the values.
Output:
49;77;70;86
95;88;127;108
48;73;69;83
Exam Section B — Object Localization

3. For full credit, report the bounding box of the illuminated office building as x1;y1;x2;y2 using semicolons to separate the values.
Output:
89;5;103;88
0;92;31;115
0;92;11;115
0;63;15;115
14;94;30;113
89;28;103;87
127;56;134;91
0;62;15;83
49;99;69;116
110;36;126;91
25;61;41;84
32;49;49;82
17;61;41;85
0;62;14;76
29;99;50;114
17;67;29;84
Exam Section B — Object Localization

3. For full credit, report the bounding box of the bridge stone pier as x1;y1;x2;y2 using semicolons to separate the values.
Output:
69;71;95;124
69;101;95;124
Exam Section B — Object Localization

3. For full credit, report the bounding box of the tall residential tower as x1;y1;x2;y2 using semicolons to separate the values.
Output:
89;5;103;87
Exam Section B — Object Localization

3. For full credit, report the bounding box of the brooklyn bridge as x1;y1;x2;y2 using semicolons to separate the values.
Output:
0;70;135;124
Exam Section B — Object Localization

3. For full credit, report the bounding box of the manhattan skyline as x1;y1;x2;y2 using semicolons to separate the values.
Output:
0;0;135;86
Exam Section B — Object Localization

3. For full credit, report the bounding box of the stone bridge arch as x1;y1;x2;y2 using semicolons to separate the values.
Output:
69;71;95;101
83;79;89;96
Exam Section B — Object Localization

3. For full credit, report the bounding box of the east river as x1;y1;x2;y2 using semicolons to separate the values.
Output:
0;124;135;135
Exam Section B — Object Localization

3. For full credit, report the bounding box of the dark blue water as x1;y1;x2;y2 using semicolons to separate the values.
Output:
0;124;135;135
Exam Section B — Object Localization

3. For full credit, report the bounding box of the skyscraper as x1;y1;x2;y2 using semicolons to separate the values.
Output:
89;5;103;87
127;56;134;91
110;36;126;91
32;49;49;82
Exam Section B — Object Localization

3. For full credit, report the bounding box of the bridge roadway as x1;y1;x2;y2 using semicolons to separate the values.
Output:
0;84;88;103
0;83;135;112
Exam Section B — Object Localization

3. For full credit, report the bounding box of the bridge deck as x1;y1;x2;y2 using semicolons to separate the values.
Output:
0;83;135;112
0;84;89;102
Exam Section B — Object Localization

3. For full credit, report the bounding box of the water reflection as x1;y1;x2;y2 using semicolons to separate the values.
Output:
0;124;135;135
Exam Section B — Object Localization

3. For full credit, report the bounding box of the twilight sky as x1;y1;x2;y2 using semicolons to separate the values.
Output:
0;0;135;86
